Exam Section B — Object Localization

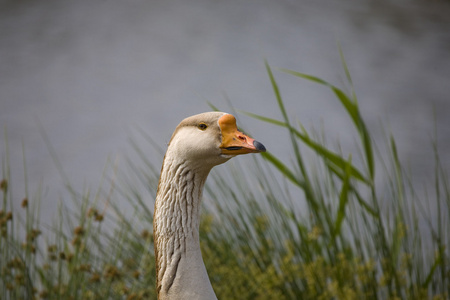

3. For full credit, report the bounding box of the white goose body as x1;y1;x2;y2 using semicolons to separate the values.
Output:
153;112;265;300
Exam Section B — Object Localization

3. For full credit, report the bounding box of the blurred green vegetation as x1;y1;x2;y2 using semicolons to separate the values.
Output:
1;60;449;299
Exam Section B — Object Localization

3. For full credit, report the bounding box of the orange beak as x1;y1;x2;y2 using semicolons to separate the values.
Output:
218;114;266;155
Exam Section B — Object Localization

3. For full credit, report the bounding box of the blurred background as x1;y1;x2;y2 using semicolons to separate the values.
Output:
1;0;450;222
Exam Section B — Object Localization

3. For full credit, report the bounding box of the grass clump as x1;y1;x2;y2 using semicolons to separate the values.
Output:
1;57;449;299
201;61;449;299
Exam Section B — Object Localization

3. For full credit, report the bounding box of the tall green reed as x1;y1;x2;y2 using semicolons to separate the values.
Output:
203;61;449;299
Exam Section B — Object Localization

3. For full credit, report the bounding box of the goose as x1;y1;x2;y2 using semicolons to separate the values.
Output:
153;112;266;299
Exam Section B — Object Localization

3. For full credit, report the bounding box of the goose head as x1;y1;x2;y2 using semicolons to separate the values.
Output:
165;112;266;171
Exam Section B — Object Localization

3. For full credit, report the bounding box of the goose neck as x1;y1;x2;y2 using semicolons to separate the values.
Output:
153;158;217;300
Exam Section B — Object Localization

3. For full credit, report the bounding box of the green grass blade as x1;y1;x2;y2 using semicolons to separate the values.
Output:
337;42;357;102
207;101;221;112
260;152;304;189
280;68;330;86
281;67;375;181
239;111;286;127
241;109;369;184
422;249;443;289
332;155;352;239
352;189;377;217
330;86;358;122
266;61;288;121
292;126;368;184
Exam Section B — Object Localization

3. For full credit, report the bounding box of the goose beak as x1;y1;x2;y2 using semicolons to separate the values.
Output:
218;114;266;155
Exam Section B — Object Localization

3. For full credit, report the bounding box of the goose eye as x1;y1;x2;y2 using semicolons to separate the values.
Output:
198;123;208;131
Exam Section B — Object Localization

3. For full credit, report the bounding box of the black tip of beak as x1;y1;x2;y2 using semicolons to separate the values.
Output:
253;140;266;152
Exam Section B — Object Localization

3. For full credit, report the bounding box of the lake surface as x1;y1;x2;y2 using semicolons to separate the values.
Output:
1;0;450;223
